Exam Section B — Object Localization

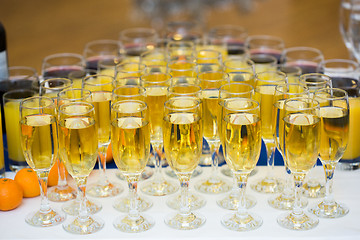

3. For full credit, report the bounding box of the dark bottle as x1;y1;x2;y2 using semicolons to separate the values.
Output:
0;22;8;80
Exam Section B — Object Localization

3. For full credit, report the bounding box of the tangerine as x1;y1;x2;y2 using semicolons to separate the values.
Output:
0;178;23;211
14;168;40;198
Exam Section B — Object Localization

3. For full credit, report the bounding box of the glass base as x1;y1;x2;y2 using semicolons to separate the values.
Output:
25;208;66;227
251;177;284;194
116;167;154;181
63;215;104;235
302;181;325;198
62;198;102;216
221;166;258;178
86;181;123;198
277;211;319;231
48;185;76;202
166;191;206;211
165;166;203;179
221;212;262;231
114;213;154;233
140;178;178;196
194;177;231;194
113;194;153;212
217;193;256;210
309;201;349;218
165;212;206;230
268;193;308;210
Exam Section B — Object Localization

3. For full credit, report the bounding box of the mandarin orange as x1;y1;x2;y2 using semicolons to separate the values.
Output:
14;168;40;198
0;178;23;211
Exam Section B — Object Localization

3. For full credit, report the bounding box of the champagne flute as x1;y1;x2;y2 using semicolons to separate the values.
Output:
299;73;332;198
83;74;123;198
111;100;155;232
245;35;285;63
167;59;197;77
59;102;104;234
140;49;167;73
195;49;223;73
217;83;258;211
223;58;255;84
39;78;76;202
140;72;179;196
163;97;205;230
309;88;349;218
58;88;103;216
277;97;321;230
20;96;65;227
165;83;206;211
195;71;231;194
251;71;287;193
268;83;309;210
166;40;195;61
220;98;262;231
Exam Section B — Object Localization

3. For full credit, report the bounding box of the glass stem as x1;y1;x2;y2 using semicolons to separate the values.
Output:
76;177;88;221
37;170;51;214
235;173;249;218
292;173;305;216
283;165;293;196
179;174;191;217
265;141;275;180
209;142;220;182
323;162;336;205
97;144;108;186
153;144;164;183
127;175;140;220
57;158;67;187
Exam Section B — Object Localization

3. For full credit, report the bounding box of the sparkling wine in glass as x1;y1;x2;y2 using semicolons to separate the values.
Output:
83;74;123;198
309;88;349;218
111;100;155;232
59;102;104;234
220;98;263;231
20;96;66;227
163;97;205;230
277;97;321;230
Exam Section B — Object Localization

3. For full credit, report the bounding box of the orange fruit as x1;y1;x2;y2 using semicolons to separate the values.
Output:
48;159;69;187
14;168;40;198
106;142;113;163
0;178;23;211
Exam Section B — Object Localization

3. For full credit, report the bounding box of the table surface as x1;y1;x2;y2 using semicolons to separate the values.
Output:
0;0;349;73
1;166;359;240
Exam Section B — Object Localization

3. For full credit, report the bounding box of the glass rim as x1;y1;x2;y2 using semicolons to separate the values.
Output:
167;83;202;96
255;70;287;82
245;34;285;48
282;46;324;61
197;71;230;82
222;97;260;112
112;85;146;97
141;72;172;84
20;96;55;110
299;73;332;84
164;96;201;112
111;99;148;113
284;97;320;112
313;87;349;100
40;77;73;90
42;52;85;63
84;39;122;50
220;82;254;91
208;25;247;37
83;74;114;86
58;101;95;116
3;89;37;101
320;58;360;72
120;27;158;41
58;88;92;100
223;58;254;70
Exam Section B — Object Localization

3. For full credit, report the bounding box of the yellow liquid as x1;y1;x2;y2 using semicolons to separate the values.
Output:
202;90;220;143
4;101;25;163
342;97;360;160
90;91;112;144
222;113;261;173
254;85;276;141
20;114;58;171
319;107;349;162
112;116;150;175
283;113;320;174
0;111;4;171
163;112;203;174
58;116;98;178
145;87;167;144
273;100;285;155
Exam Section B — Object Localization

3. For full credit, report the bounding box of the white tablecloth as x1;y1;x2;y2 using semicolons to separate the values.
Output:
1;165;360;240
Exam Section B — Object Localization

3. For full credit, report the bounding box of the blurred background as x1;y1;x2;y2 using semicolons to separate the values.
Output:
0;0;347;72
